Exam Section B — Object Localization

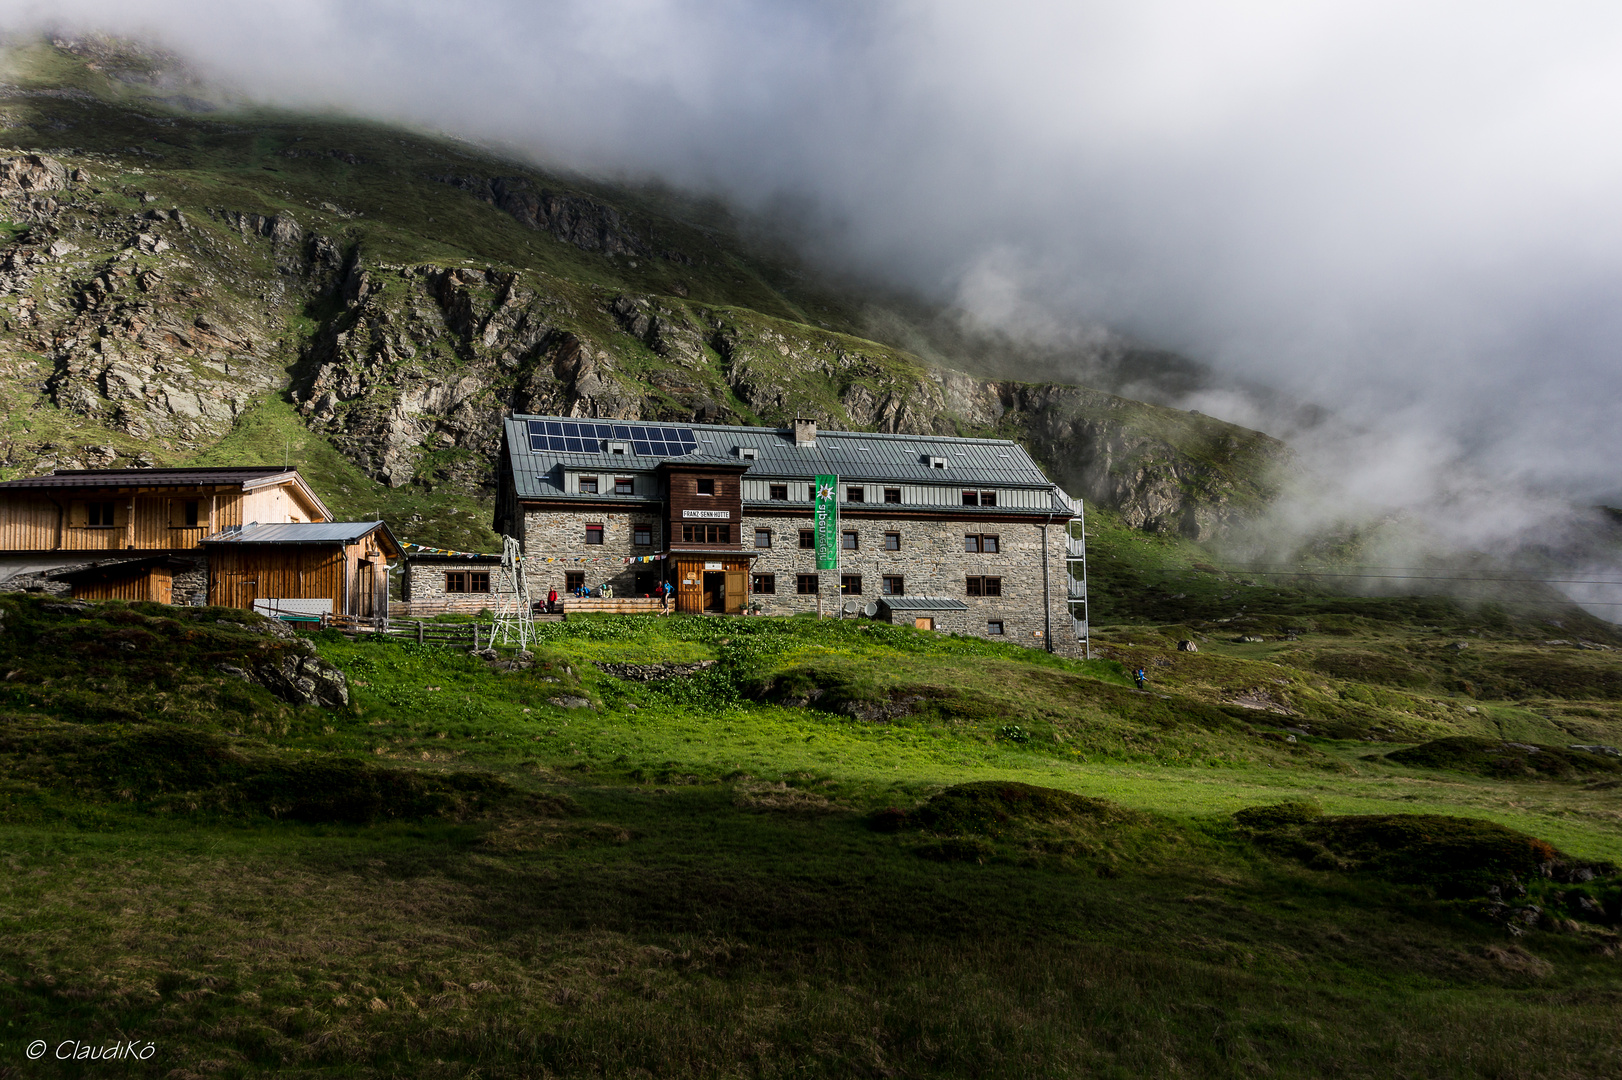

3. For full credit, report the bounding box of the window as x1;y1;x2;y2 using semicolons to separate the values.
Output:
755;528;773;548
964;534;1000;553
86;501;116;528
682;523;731;543
883;531;900;551
841;574;862;595
739;447;758;460
847;486;865;503
841;530;859;550
796;573;819;595
585;523;604;545
634;571;659;595
566;571;585;592
979;491;997;507
634;524;652;546
446;571;491;593
962;490;979;506
799;529;815;549
615;477;634;495
987;620;1005;635
930;457;947;469
579;477;599;494
696;478;715;495
884;487;901;504
769;484;789;501
169;498;200;528
752;573;776;594
966;576;1002;597
882;575;904;596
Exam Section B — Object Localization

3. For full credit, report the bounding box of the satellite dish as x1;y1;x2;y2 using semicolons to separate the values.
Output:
842;599;860;615
863;601;879;618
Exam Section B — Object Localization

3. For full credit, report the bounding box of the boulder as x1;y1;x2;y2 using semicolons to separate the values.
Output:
0;154;70;197
1177;639;1198;652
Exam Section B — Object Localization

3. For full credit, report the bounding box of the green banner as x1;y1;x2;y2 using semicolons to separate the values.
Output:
814;474;839;571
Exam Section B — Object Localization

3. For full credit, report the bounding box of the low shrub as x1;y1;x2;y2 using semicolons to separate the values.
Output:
1386;737;1622;780
1233;800;1323;830
0;722;542;823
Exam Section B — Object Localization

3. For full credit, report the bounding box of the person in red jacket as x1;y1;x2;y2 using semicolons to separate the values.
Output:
546;587;558;614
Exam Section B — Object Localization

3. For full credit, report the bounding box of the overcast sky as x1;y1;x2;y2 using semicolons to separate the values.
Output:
8;1;1622;552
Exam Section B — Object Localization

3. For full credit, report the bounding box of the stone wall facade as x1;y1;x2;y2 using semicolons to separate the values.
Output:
403;557;506;613
521;507;666;599
741;511;1081;658
170;556;208;605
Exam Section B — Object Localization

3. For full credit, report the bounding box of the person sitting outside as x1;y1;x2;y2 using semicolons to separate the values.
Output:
600;582;614;599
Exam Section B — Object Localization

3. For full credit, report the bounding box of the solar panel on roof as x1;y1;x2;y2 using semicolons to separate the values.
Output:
632;440;651;455
545;421;563;435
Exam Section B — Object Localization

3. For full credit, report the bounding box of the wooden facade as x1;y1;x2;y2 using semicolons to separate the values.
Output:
662;460;752;613
671;554;750;613
205;525;399;618
0;480;327;555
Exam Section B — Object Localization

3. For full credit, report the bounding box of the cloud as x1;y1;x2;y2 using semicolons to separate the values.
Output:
7;2;1622;566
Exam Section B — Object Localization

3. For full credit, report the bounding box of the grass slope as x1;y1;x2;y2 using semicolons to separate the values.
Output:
2;594;1622;1077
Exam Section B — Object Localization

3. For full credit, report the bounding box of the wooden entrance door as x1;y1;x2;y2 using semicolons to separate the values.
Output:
702;571;725;612
725;568;745;614
357;561;375;617
913;617;934;630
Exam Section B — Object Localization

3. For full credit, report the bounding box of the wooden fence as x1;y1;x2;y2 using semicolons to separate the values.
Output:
302;603;663;647
321;614;498;647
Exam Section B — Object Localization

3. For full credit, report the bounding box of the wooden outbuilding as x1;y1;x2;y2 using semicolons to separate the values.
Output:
0;466;333;605
201;521;402;619
48;555;197;603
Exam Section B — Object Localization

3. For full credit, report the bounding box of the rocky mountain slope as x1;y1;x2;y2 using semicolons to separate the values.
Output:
0;36;1289;550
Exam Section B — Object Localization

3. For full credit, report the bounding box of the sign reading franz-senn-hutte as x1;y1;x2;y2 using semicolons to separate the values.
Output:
681;509;731;519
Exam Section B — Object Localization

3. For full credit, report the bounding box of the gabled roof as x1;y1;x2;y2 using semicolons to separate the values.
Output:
201;521;402;556
0;466;334;520
501;415;1062;502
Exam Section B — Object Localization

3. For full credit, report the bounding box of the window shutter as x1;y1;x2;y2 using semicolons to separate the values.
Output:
113;502;131;528
68;501;88;528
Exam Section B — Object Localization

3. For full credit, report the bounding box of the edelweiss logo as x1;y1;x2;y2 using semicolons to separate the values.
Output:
816;483;836;500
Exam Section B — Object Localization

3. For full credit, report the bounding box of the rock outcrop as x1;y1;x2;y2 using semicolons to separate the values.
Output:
0;100;1287;540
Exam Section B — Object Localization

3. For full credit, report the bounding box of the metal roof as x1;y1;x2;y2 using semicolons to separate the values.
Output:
201;521;401;554
0;466;299;490
0;466;335;520
502;415;1061;501
880;596;971;612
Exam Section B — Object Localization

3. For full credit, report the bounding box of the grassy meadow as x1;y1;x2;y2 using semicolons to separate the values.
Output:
2;553;1622;1077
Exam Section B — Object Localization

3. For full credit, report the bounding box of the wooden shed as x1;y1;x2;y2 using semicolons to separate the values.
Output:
201;521;402;619
48;555;197;603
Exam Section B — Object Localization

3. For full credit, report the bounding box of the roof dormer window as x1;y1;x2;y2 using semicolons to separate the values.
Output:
928;456;947;469
738;447;759;460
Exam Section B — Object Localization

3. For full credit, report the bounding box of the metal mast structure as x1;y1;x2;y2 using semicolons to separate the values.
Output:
492;534;532;650
1065;502;1091;660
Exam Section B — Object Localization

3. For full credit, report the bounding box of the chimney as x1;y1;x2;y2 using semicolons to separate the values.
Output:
791;417;817;447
